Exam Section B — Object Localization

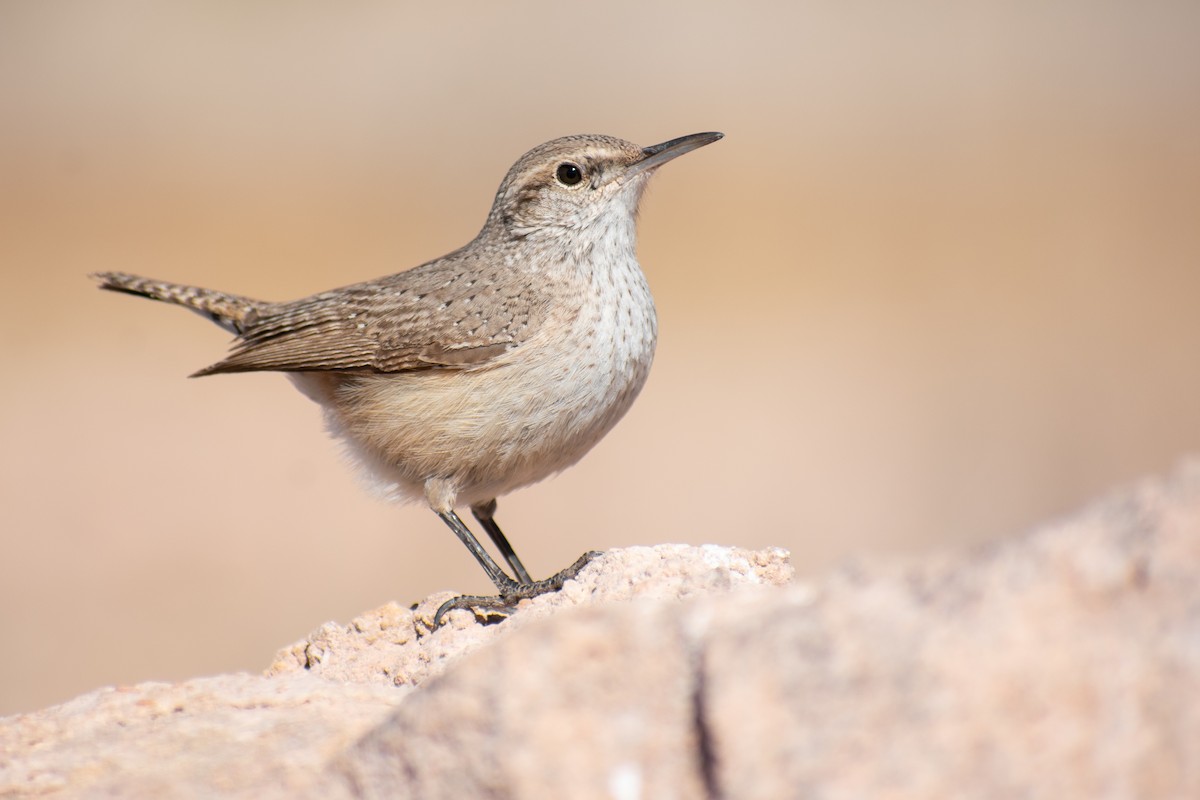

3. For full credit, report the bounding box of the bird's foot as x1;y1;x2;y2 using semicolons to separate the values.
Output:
433;550;602;628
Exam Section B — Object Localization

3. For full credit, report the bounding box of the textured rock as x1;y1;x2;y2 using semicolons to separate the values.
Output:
697;482;1200;799
335;463;1200;798
338;601;710;799
4;466;1200;799
0;674;407;798
0;545;790;799
267;544;793;689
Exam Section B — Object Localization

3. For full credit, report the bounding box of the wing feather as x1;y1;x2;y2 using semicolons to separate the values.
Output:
193;253;550;377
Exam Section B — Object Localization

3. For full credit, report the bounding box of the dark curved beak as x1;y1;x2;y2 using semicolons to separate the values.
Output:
628;131;724;178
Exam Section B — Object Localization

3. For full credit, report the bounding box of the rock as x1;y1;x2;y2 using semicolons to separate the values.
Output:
0;674;407;798
267;544;793;689
4;466;1200;799
337;600;710;799
0;545;791;798
332;463;1200;798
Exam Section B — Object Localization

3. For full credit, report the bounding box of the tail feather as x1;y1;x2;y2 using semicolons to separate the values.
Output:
92;271;263;335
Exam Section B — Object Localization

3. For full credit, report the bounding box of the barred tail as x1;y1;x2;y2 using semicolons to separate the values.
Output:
92;271;262;335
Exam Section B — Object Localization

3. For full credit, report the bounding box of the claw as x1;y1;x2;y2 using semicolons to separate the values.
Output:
432;550;602;628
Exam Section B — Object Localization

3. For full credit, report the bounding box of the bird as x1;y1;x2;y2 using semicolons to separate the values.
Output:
93;131;724;625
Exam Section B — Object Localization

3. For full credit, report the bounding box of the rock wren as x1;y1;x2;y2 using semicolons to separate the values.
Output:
94;131;723;624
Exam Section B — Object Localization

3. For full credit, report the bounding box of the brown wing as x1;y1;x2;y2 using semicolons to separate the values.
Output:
192;252;550;377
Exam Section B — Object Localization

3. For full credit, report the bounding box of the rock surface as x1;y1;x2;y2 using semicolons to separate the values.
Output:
267;543;793;690
0;674;407;798
0;545;791;798
4;467;1200;798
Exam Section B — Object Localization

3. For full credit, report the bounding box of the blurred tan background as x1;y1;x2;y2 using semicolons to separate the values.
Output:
2;0;1198;716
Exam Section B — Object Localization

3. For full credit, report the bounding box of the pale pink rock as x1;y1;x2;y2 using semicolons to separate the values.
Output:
4;468;1199;799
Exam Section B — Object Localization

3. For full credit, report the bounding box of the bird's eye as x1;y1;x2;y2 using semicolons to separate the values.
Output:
555;162;584;186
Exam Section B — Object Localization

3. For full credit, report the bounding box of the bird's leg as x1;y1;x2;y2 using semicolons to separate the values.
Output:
435;510;522;593
432;512;603;628
470;499;533;584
